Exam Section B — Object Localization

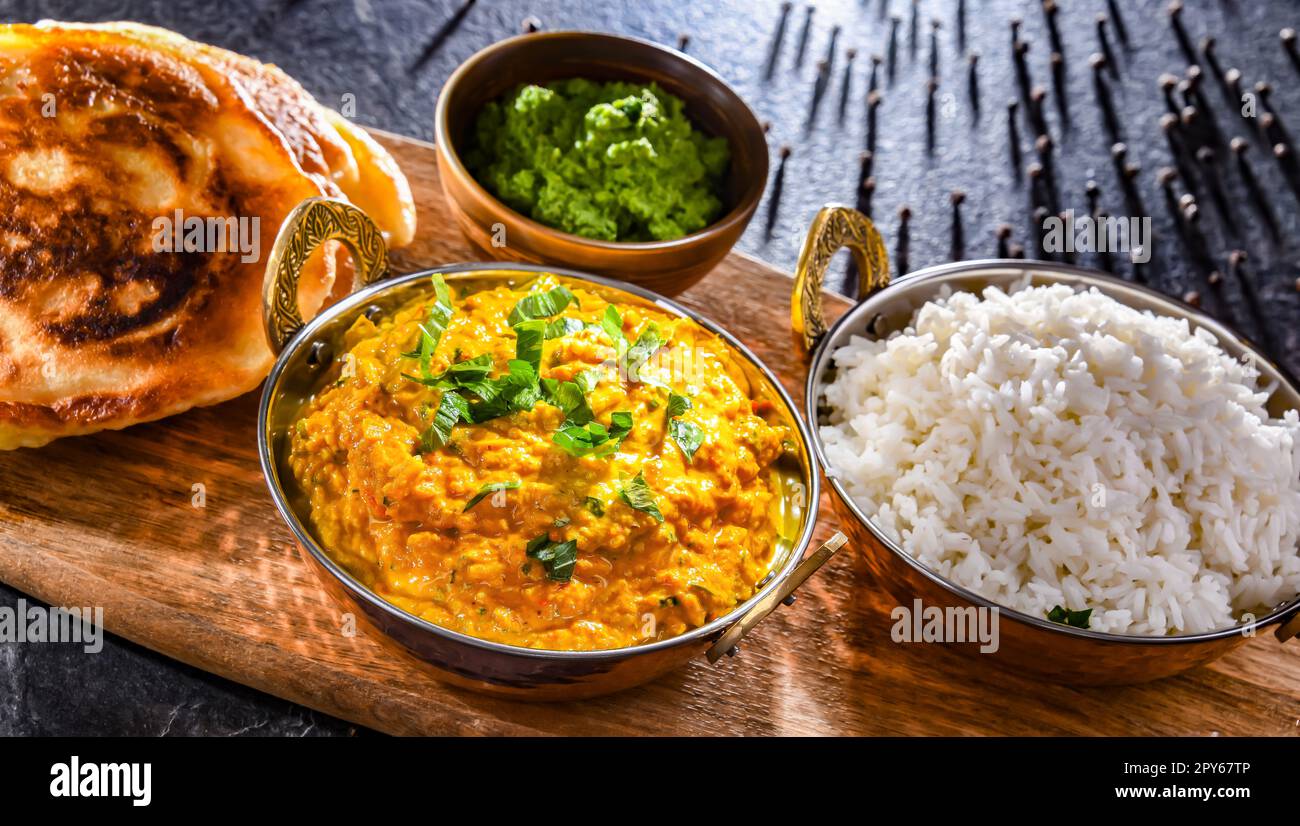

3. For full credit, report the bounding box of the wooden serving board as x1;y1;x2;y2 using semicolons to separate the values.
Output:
2;131;1297;737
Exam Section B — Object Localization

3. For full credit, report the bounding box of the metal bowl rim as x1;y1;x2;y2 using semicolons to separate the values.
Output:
433;29;769;252
258;261;821;662
806;257;1300;646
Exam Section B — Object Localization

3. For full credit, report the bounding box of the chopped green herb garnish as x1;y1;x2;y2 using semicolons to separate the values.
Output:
466;359;540;422
584;497;606;517
544;316;587;339
553;422;610;456
443;353;493;382
666;392;692;418
458;318;547;423
416;390;469;453
607;411;633;442
403;352;494;388
619;470;664;522
601;304;627;354
622;323;663;383
541;378;594;426
553;516;571;527
508;286;576;326
462;480;521;512
1046;605;1093;629
525;534;579;582
663;391;701;463
398;277;546;443
398;282;658;456
512;318;546;374
401;274;454;380
575;367;602;393
668;417;704;464
552;411;633;457
453;375;506;406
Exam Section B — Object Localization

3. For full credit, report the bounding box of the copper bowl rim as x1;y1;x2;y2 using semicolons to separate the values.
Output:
806;258;1300;646
432;30;769;253
259;261;820;662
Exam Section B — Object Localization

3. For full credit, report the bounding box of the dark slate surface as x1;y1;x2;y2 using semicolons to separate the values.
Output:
1;0;1298;735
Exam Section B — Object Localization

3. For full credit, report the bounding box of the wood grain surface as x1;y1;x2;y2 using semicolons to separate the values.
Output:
0;131;1296;736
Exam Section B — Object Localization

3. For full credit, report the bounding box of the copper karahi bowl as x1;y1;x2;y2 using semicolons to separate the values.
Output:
254;198;842;700
791;204;1300;685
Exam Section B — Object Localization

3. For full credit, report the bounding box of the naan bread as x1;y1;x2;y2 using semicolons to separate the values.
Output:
0;22;415;449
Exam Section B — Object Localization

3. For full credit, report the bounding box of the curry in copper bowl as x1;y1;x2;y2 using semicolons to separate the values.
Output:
259;199;839;699
287;272;797;651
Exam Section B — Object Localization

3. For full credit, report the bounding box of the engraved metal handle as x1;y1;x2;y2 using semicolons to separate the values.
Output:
262;197;391;353
790;204;890;357
706;531;847;663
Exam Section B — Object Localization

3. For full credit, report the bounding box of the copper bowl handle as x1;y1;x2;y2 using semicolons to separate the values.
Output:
791;204;890;358
262;197;391;354
706;531;847;663
1276;609;1300;643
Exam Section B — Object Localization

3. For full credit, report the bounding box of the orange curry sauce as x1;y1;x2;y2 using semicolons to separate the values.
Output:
289;275;791;650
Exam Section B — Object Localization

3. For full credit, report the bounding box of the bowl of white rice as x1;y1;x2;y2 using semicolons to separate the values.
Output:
803;252;1300;683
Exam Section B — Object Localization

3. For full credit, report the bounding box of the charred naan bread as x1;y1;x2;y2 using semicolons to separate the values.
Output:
0;21;415;449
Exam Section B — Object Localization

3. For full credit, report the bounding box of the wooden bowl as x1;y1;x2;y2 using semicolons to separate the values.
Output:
434;31;768;295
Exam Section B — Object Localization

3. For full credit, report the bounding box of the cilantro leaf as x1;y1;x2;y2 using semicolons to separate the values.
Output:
467;359;539;422
575;367;602;393
458;314;547;424
619;471;664;522
416;390;469;453
601;304;627;354
544;317;587;339
508;286;576;326
552;421;609;456
584;496;605;517
622;323;662;383
607;410;633;443
1046;605;1093;629
666;392;692;418
512;318;546;374
668;417;704;464
401;274;454;380
541;378;594;426
439;353;493;384
552;411;633;457
431;274;452;310
463;480;521;512
525;534;579;582
403;352;493;388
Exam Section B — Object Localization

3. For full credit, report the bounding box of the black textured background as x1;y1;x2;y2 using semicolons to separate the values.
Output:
2;0;1299;736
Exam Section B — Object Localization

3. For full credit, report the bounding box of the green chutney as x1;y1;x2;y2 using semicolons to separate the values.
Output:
465;78;731;242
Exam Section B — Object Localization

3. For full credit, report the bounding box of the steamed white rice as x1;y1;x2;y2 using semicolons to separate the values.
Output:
821;280;1300;635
